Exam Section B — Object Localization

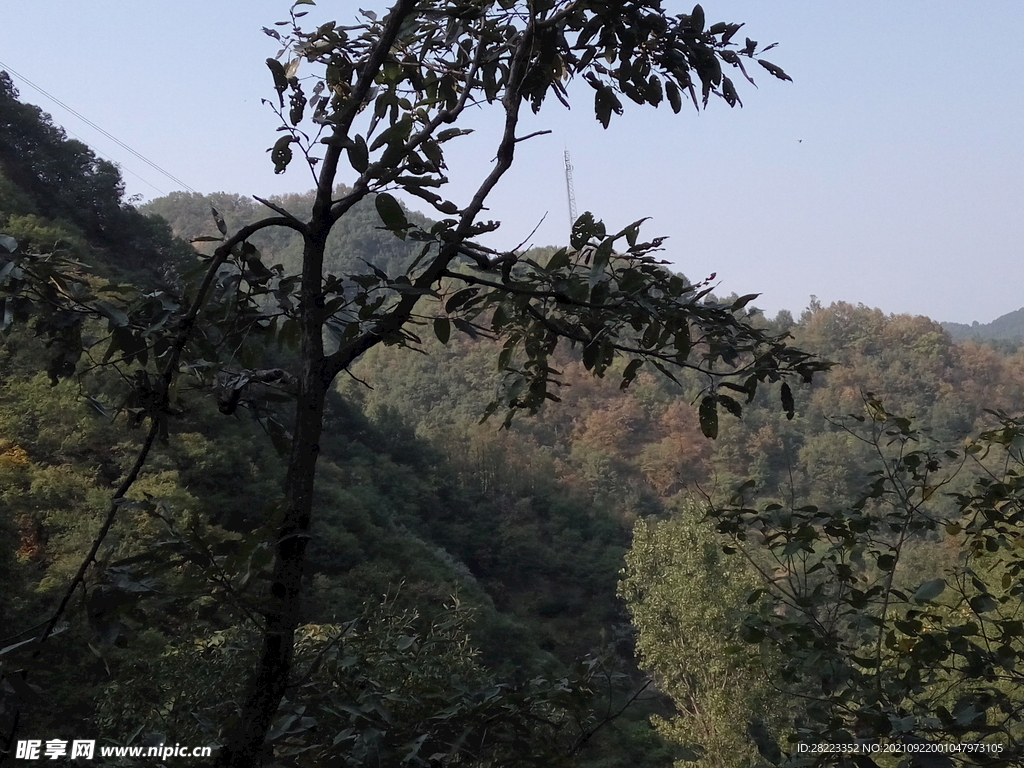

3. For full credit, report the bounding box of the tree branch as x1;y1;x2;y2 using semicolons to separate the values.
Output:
31;215;297;651
323;21;538;379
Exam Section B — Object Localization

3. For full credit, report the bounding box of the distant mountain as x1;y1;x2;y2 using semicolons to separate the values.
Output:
942;307;1024;342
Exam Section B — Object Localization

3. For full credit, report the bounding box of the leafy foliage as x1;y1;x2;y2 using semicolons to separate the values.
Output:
0;1;823;765
620;500;775;768
626;400;1024;765
94;594;617;767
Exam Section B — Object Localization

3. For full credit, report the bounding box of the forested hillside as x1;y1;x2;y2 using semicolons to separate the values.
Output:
1;75;678;766
942;307;1024;344
0;73;191;286
140;193;1024;764
142;189;435;280
5;22;1024;764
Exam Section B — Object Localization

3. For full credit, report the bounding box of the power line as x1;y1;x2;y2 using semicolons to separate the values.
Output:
0;60;198;194
36;122;167;198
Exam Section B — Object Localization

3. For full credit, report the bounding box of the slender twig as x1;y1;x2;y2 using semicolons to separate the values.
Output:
569;680;652;755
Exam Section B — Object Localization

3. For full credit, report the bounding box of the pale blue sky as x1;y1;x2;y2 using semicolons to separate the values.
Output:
4;2;1022;324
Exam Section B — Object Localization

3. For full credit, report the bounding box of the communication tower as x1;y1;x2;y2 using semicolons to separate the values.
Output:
563;148;578;234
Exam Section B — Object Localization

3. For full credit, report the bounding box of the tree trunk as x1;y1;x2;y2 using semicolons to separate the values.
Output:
216;365;328;766
216;228;330;766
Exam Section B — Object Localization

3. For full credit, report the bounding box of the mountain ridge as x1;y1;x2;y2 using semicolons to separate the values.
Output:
941;306;1024;342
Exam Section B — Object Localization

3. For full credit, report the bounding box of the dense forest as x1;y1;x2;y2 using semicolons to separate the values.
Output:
4;6;1024;765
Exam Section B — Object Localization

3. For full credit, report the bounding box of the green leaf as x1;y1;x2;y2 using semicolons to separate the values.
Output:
445;287;479;314
619;358;643;389
913;578;946;603
211;206;228;236
433;317;450;344
717;394;742;418
969;593;999;614
266;58;289;105
699;395;718;439
731;293;759;310
347;135;369;173
437;127;474;142
375;193;408;234
95;300;129;328
546;248;571;272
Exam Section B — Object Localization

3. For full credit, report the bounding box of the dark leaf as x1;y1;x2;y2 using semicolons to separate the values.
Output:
437;128;474;142
594;85;623;129
266;58;289;106
664;79;682;114
546;248;571;272
781;382;794;420
452;318;479;339
969;593;998;614
913;578;946;603
731;294;759;311
211;206;228;236
687;4;705;33
433;317;450;345
85;396;111;418
445;287;479;314
571;211;604;251
699;395;718;439
717;394;742;418
374;193;408;234
619;358;643;389
95;300;129;328
757;60;792;82
269;136;295;174
746;718;781;764
347;135;369;173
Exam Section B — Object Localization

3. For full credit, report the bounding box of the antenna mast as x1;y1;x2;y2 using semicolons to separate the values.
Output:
563;148;578;234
